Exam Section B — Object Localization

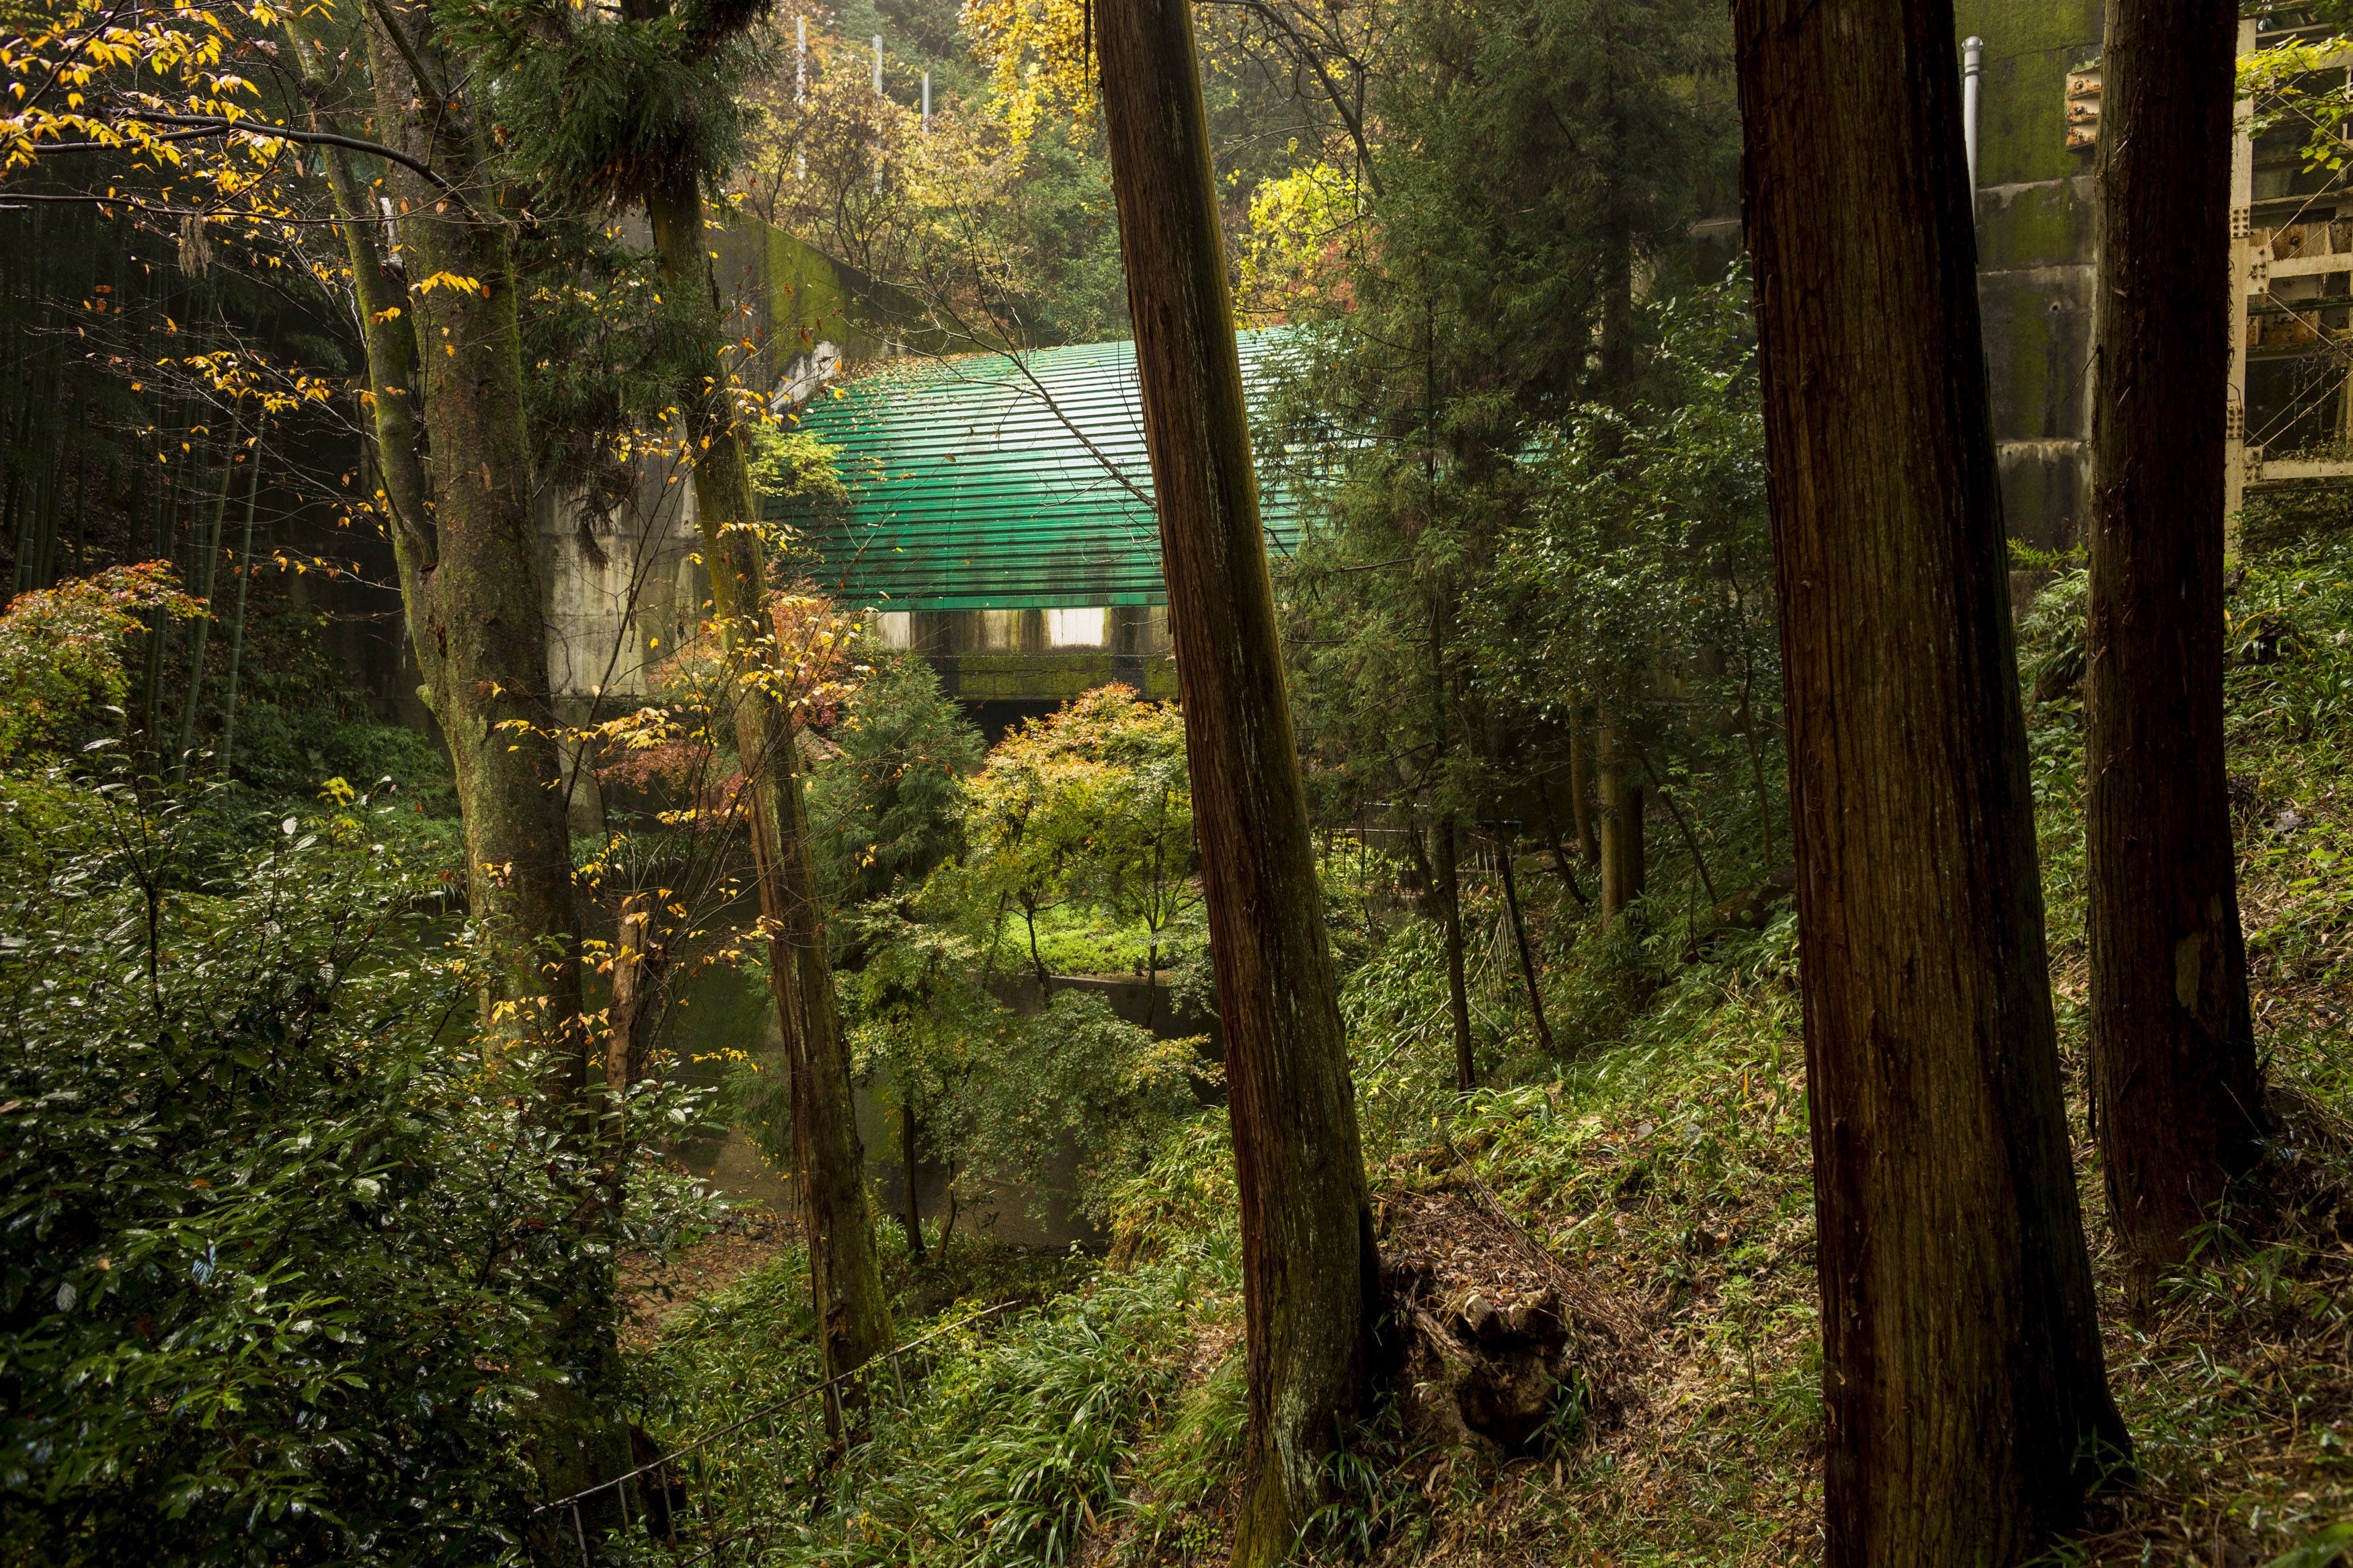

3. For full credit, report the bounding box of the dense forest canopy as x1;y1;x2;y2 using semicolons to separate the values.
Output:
3;0;2352;1565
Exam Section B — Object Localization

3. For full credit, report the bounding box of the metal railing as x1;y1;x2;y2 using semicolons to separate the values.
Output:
527;1301;1016;1566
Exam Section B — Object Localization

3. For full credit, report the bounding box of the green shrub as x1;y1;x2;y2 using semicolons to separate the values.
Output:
0;768;713;1565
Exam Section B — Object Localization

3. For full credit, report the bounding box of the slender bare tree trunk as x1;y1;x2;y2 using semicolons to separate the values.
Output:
1732;1;2131;1559
171;431;238;785
1097;0;1381;1557
1436;813;1476;1089
2086;0;2266;1282
643;175;893;1399
1539;792;1592;907
900;1100;927;1268
606;894;663;1100
216;436;263;776
1490;803;1554;1055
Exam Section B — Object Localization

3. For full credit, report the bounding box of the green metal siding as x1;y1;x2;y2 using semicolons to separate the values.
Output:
772;333;1298;611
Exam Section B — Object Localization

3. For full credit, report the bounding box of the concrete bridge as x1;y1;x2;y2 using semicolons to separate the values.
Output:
535;214;1297;744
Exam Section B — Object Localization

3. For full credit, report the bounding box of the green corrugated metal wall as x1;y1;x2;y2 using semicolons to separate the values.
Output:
770;332;1298;610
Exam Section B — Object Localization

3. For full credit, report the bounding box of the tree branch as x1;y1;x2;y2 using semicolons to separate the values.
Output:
139;112;464;199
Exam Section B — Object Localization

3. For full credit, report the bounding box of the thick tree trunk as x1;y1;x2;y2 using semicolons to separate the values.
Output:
2086;0;2266;1280
290;12;612;1522
1096;0;1382;1558
1596;714;1644;921
1436;813;1476;1089
323;1;586;1069
643;176;893;1400
1731;1;2131;1560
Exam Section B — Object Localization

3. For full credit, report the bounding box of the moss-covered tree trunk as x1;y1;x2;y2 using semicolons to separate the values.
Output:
288;5;611;1522
1096;0;1382;1559
1731;0;2131;1559
643;179;893;1400
303;0;584;1071
2085;0;2266;1281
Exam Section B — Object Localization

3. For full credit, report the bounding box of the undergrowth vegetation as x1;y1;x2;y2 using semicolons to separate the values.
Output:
0;765;720;1565
631;542;2353;1568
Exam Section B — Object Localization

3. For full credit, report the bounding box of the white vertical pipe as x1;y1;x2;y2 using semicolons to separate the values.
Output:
922;70;931;130
873;36;885;194
873;35;884;95
1963;36;1985;194
795;15;806;104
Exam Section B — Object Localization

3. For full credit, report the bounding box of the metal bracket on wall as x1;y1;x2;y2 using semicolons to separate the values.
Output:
2065;64;2102;153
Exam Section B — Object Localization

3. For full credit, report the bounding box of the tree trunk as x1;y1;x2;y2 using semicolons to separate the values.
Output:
606;894;662;1100
1437;812;1476;1089
335;0;586;1071
215;438;263;776
1490;806;1554;1056
137;393;182;746
1096;0;1381;1557
1566;719;1601;866
2085;0;2266;1282
289;11;614;1518
1596;713;1644;921
900;1098;926;1268
1730;1;2132;1560
171;434;238;785
643;173;893;1402
1538;792;1592;907
1638;750;1722;908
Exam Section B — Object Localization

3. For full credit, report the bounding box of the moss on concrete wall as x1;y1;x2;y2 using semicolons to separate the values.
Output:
1956;0;2103;191
1955;0;2104;552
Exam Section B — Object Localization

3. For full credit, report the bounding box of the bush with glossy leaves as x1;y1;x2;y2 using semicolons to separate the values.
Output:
0;761;717;1566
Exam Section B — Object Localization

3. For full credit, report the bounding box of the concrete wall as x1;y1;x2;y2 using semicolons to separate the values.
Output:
1958;0;2106;554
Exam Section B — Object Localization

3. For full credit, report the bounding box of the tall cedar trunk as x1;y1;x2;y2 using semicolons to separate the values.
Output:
1596;714;1644;921
1437;813;1476;1089
2086;0;2266;1278
329;1;586;1068
1593;143;1648;917
644;176;892;1396
1096;0;1381;1558
1731;1;2132;1559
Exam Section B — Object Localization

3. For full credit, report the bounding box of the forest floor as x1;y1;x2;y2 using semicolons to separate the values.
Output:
619;1211;798;1350
638;960;2350;1565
